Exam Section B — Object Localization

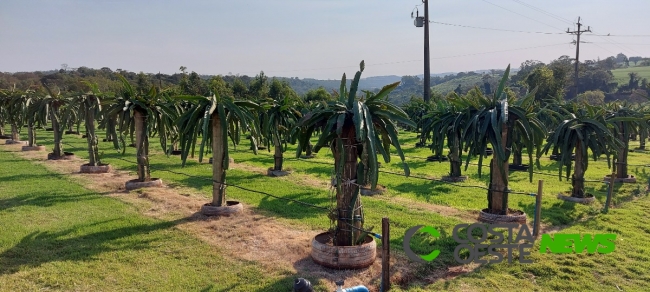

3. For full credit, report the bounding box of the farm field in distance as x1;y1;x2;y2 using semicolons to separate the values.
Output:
1;127;649;291
611;66;650;86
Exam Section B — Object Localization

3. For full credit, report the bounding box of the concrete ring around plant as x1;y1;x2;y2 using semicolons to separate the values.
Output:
79;163;112;174
311;231;376;269
360;184;387;196
426;155;448;162
441;175;468;182
5;140;26;145
478;208;527;224
200;200;243;216
47;152;75;160
603;175;637;184
125;178;163;190
21;145;46;151
557;193;595;204
208;157;235;164
267;168;291;177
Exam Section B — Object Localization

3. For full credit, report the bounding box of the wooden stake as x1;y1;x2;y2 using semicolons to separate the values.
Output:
381;217;390;292
533;180;543;238
604;172;615;213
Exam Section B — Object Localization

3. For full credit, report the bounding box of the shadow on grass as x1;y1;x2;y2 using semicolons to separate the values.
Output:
516;183;609;226
0;191;106;212
0;217;189;275
176;172;262;190
391;182;453;201
403;159;440;170
0;173;66;183
173;170;331;221
256;192;331;220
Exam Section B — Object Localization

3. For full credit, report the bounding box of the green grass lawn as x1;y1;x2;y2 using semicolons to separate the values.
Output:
0;148;316;291
3;127;650;291
611;66;650;86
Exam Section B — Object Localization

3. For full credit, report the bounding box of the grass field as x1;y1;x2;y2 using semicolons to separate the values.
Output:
611;66;650;86
1;127;650;291
0;144;308;291
432;75;484;96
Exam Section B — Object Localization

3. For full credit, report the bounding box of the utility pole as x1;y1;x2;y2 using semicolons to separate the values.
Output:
423;0;430;103
412;1;430;102
567;17;591;98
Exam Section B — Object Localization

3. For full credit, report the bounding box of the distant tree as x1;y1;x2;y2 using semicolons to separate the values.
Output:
629;56;643;66
136;72;152;93
629;72;640;90
579;68;614;94
483;81;492;94
248;71;269;100
482;74;493;94
400;75;422;88
268;79;298;101
208;75;233;97
303;87;332;103
575;90;605;105
454;84;461;95
511;60;544;84
180;72;207;96
232;78;248;99
616;53;628;63
525;66;564;102
600;57;617;70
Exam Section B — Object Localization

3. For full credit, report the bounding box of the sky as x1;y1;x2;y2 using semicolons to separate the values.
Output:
1;0;648;79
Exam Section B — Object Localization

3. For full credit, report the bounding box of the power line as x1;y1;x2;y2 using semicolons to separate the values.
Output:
582;42;650;46
239;42;569;75
585;33;650;38
481;0;565;31
582;38;618;55
477;0;640;61
502;0;624;58
430;43;570;61
510;0;574;25
590;28;644;56
430;21;565;35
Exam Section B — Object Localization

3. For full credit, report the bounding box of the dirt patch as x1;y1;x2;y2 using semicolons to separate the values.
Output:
231;162;331;190
378;196;479;223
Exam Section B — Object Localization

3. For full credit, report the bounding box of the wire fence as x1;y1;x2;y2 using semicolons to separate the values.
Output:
390;153;648;184
110;156;385;238
112;156;331;211
10;136;650;240
36;138;650;191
